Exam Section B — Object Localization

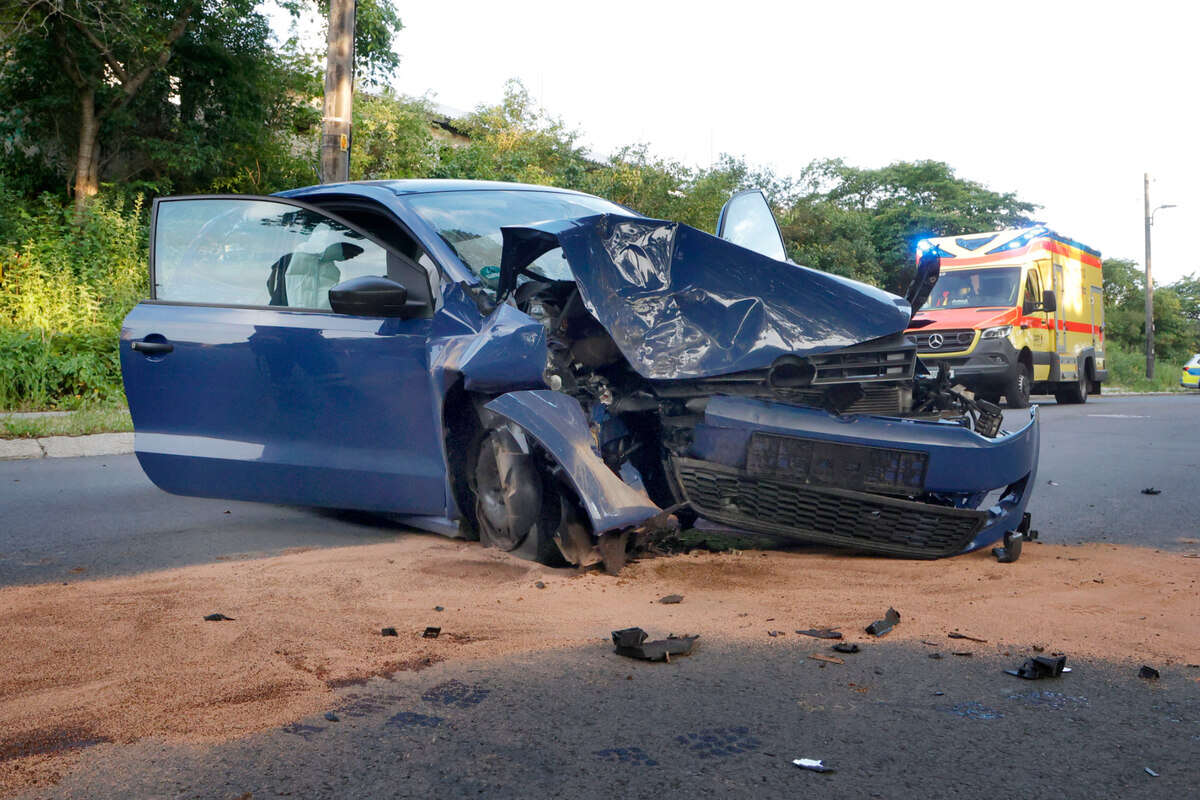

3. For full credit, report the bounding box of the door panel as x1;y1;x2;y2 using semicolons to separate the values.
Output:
121;196;446;514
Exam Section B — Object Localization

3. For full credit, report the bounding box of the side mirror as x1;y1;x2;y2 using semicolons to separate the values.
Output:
1041;289;1057;313
905;252;941;312
329;275;410;317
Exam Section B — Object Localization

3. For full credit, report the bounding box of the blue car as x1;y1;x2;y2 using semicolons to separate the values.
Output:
120;180;1040;570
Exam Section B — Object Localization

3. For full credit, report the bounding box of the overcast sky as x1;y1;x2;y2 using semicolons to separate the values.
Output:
277;0;1197;283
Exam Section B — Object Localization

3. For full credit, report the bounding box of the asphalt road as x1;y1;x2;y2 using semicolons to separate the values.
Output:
2;394;1196;589
2;394;1198;798
23;641;1199;799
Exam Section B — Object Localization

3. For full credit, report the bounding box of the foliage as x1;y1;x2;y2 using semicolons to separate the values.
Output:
1104;342;1187;393
0;406;132;438
1100;257;1199;365
350;91;435;181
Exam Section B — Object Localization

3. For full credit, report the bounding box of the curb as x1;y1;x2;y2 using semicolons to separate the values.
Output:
0;432;134;461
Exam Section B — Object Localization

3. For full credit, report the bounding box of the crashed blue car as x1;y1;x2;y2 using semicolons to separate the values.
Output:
120;179;1039;571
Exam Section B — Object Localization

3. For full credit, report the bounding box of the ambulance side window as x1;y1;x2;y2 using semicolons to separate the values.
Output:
1023;270;1043;313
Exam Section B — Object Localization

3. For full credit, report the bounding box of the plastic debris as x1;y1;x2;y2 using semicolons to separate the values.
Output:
203;613;235;621
768;630;783;637
793;758;834;773
832;643;860;654
1141;487;1162;495
612;627;698;662
1005;655;1067;680
658;594;683;604
535;581;546;589
952;651;973;657
808;654;844;665
1138;665;1160;680
865;607;900;637
422;626;441;639
434;606;445;612
929;652;944;660
797;628;843;640
948;631;988;643
323;711;340;722
380;627;398;637
1046;480;1059;486
1145;768;1159;777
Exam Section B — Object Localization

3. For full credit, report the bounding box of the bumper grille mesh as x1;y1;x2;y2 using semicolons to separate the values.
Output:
674;458;985;558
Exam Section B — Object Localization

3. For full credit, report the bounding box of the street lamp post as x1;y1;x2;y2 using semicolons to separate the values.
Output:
1143;172;1177;379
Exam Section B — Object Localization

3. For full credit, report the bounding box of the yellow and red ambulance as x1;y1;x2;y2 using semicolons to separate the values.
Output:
907;226;1106;408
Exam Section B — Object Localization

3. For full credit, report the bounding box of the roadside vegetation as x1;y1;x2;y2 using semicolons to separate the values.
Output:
0;406;132;439
1;2;1197;412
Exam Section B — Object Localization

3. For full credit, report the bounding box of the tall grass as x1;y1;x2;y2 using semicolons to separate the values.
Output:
0;188;148;409
1104;342;1186;392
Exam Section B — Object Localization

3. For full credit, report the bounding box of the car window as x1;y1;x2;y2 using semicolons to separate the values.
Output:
1023;269;1042;307
923;267;1021;309
402;190;631;288
154;198;391;310
716;190;787;261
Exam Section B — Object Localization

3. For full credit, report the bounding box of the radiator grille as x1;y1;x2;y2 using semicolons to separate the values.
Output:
810;347;917;384
912;329;976;353
674;458;985;558
770;384;907;415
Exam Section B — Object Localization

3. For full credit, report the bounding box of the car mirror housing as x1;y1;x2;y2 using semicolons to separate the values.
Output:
1041;289;1057;314
328;275;410;317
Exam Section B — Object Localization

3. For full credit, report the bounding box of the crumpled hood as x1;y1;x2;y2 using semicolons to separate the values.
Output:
500;214;912;380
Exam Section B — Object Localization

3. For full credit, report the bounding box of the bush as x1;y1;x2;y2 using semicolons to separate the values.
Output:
0;190;147;409
1104;342;1186;392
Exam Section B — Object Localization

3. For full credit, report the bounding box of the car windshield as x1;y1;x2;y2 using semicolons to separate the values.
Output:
404;189;632;287
922;267;1021;310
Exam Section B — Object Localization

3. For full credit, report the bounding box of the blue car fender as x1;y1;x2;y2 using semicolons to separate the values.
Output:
484;390;662;534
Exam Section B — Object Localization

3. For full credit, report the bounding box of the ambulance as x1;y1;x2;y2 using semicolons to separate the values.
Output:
907;226;1106;408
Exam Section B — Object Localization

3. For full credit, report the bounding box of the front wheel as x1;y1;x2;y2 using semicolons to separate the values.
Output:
1004;363;1032;409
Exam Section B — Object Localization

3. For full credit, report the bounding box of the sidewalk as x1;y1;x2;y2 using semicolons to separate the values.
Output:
0;432;134;461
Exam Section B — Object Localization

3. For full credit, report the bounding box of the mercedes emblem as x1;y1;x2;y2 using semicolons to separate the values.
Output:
927;333;944;350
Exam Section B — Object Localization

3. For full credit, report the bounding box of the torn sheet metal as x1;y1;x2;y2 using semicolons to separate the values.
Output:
499;215;913;380
865;608;901;637
612;627;699;662
485;390;662;533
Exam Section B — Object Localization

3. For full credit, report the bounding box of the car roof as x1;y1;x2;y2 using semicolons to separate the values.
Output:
282;178;598;199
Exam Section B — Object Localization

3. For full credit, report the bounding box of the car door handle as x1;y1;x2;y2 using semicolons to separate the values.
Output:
131;340;174;354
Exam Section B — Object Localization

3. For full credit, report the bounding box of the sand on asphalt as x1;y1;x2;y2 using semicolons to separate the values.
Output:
1;537;1196;793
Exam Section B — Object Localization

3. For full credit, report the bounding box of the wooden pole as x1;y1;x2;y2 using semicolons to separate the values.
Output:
321;0;355;183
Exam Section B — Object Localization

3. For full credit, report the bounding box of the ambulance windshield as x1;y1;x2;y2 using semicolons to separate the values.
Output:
922;267;1021;310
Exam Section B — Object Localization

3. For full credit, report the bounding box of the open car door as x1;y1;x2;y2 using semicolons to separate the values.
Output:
716;189;787;261
120;195;448;515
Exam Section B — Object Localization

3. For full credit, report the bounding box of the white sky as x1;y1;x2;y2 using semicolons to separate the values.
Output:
275;0;1199;284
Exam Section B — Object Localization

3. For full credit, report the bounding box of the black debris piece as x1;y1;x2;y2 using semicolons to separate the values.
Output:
793;758;835;773
832;643;860;654
952;651;973;657
929;652;944;659
797;628;843;640
658;594;684;604
865;607;900;637
1005;655;1067;680
434;606;445;612
380;627;398;637
767;630;782;637
948;631;988;643
323;711;339;722
1138;665;1160;681
203;613;235;622
535;581;546;589
422;626;441;639
1141;487;1162;495
611;627;698;662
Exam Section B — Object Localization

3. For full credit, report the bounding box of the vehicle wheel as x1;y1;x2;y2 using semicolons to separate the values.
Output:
473;427;544;552
1004;363;1032;409
1055;365;1088;405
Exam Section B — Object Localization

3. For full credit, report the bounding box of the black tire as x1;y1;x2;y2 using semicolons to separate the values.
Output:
1004;363;1032;409
473;427;543;552
1055;363;1088;405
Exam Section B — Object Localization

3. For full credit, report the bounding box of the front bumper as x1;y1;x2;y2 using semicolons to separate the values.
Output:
920;336;1019;386
679;396;1039;558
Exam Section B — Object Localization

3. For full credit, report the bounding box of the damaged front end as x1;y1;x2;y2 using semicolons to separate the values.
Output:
481;213;1039;565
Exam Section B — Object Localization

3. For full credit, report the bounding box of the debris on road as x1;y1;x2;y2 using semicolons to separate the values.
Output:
929;652;944;659
1005;655;1067;680
1047;480;1059;486
797;628;843;640
380;627;398;637
611;627;698;662
535;581;546;589
952;651;973;657
865;607;900;637
808;654;844;665
1145;767;1159;777
203;613;235;621
832;643;860;654
1141;487;1162;495
323;711;339;722
422;626;441;639
768;630;783;637
658;594;683;604
433;606;444;612
1138;665;1160;680
948;631;988;643
793;758;835;773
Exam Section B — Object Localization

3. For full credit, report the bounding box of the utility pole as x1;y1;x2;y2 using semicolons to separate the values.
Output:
321;0;355;183
1144;173;1154;379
